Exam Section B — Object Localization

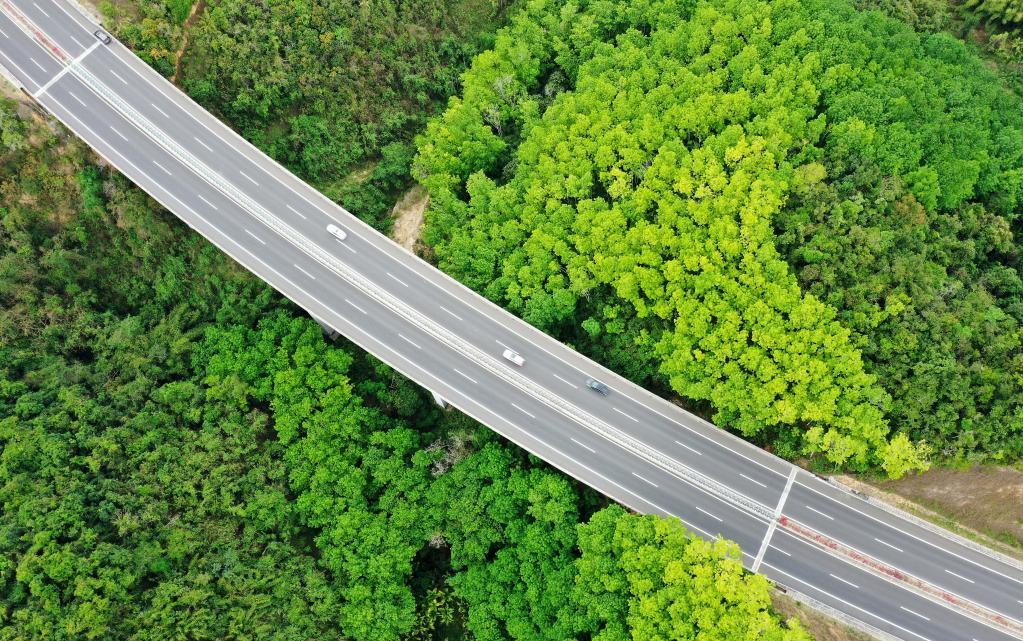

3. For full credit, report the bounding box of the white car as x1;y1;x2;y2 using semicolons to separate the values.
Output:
326;223;347;241
502;348;525;367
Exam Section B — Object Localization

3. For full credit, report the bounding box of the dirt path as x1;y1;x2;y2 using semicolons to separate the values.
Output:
390;184;429;251
170;0;206;84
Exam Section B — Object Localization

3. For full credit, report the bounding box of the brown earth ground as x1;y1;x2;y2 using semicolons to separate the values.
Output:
838;465;1023;558
390;184;429;251
772;591;875;641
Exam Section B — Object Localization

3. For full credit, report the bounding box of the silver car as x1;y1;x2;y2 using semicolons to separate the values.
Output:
326;223;347;241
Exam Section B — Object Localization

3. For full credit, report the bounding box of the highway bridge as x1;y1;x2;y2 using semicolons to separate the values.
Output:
0;1;1020;638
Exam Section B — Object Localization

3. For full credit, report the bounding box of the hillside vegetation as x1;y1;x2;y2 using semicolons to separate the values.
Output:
416;0;1023;474
0;6;808;639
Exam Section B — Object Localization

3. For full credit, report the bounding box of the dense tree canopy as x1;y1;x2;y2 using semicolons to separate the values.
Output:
0;89;806;640
416;0;1023;471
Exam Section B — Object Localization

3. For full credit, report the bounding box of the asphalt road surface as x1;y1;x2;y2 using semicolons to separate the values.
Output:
0;2;1020;639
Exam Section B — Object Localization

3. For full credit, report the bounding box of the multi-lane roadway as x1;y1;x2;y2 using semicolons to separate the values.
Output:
0;1;1020;639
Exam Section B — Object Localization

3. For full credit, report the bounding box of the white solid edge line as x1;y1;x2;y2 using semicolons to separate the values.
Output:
761;561;935;641
96;26;797;491
773;525;1023;632
41;23;1023;637
88;10;807;514
36;83;736;573
47;63;772;548
798;478;1023;587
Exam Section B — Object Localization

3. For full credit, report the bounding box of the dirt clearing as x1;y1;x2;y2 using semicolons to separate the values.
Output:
391;184;429;251
840;465;1023;558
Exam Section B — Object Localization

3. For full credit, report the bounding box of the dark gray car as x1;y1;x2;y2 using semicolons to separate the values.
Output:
586;378;610;396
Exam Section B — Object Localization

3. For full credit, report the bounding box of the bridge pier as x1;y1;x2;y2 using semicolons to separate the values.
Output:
312;316;341;341
431;390;448;408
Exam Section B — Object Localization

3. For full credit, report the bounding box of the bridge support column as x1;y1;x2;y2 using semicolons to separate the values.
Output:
431;390;448;408
312;316;341;341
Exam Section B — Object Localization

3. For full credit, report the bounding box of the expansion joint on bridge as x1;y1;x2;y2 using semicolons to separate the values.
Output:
752;466;798;572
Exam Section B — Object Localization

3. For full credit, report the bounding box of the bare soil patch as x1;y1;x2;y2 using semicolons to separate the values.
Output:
390;184;429;251
771;591;875;641
840;465;1023;557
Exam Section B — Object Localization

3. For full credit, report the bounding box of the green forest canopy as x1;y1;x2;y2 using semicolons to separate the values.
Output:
415;0;1023;475
0;36;806;641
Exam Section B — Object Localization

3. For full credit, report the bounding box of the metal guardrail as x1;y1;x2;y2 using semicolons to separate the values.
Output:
66;58;777;523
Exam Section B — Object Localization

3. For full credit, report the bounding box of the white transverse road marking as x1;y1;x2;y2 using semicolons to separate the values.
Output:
752;466;799;572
